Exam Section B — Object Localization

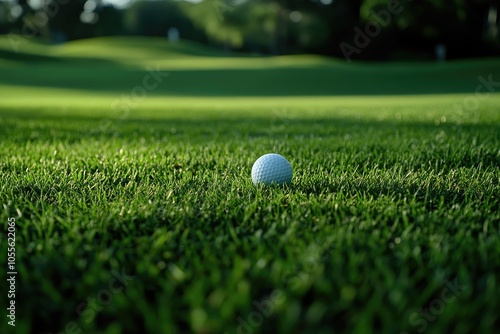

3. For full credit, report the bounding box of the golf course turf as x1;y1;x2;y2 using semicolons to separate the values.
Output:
0;36;499;334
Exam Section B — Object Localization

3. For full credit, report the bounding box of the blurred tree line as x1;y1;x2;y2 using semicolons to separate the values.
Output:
0;0;498;60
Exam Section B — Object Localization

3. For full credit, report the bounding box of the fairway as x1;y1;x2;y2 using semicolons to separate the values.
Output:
1;37;500;334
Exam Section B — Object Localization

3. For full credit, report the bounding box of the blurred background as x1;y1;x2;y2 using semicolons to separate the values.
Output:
0;0;498;61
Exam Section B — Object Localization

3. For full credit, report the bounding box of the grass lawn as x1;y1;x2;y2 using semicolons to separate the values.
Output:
0;36;499;334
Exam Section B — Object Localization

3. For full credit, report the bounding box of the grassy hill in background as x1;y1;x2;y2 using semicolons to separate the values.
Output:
1;36;500;99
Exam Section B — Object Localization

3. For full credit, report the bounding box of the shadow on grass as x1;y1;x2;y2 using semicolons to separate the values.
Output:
0;48;121;66
1;53;500;96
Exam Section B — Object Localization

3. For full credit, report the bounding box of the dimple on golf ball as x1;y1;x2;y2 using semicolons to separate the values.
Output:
251;153;293;186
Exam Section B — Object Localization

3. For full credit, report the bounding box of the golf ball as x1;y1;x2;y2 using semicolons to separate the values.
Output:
251;153;293;185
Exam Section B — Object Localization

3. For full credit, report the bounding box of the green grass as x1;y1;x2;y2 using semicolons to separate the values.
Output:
0;36;499;334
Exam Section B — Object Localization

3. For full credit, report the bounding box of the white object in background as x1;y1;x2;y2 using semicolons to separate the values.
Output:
168;27;180;43
435;44;447;62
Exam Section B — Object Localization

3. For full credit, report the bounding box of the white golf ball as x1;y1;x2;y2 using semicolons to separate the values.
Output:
251;153;293;186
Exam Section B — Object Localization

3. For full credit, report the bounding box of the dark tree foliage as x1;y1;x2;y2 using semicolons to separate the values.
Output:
0;0;498;60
